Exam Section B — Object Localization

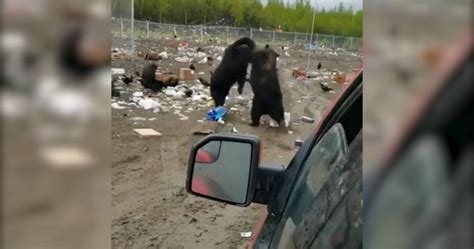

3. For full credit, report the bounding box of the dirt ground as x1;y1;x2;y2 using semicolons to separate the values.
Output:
111;36;362;248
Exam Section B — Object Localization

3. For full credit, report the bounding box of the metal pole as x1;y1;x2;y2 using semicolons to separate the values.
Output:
120;18;123;37
131;0;135;53
332;35;335;49
147;21;150;38
350;37;353;50
200;25;204;41
306;3;316;71
294;31;297;43
272;30;276;43
250;28;253;39
226;27;229;44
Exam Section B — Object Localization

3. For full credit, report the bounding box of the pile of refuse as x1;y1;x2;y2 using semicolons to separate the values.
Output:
112;67;216;121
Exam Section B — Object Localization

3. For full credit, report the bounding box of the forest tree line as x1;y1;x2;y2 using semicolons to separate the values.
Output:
113;0;362;37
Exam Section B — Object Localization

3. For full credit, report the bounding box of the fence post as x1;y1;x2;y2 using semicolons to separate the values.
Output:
173;24;177;37
226;26;229;44
332;35;336;49
250;28;253;39
200;25;204;41
316;33;319;46
120;18;123;37
294;31;297;43
350;37;353;50
146;21;150;38
272;30;276;43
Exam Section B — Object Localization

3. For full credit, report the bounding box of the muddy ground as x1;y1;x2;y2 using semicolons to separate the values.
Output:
111;36;362;248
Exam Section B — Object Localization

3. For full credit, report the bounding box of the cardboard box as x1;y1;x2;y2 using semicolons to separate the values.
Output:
179;68;195;81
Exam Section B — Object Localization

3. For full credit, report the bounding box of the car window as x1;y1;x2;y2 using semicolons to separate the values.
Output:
274;123;348;249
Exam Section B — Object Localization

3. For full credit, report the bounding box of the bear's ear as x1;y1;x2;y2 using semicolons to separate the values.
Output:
265;44;270;49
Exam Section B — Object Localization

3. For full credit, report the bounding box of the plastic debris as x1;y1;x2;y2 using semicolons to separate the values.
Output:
240;232;252;238
158;51;168;59
207;106;227;121
130;117;146;121
301;116;315;123
175;56;192;63
111;102;127;109
284;112;291;127
138;98;162;110
112;68;125;75
197;57;207;64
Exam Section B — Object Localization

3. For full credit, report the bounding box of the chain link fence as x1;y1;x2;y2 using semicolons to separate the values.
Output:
112;17;362;51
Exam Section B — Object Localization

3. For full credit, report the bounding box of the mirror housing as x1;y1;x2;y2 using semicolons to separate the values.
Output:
186;133;261;206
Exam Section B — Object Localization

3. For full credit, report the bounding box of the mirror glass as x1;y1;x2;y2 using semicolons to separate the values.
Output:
191;140;252;204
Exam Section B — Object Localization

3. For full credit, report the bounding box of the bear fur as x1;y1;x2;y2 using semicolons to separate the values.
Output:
210;37;256;106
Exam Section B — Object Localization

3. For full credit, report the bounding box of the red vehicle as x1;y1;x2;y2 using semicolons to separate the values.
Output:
186;68;363;248
364;35;473;249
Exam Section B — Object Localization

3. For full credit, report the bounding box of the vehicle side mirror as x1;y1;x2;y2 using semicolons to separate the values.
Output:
186;134;261;206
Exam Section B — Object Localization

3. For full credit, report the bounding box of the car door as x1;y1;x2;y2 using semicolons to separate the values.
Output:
250;73;362;248
271;125;362;249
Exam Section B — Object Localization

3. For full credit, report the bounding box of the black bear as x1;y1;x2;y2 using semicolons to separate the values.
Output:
248;45;284;127
210;37;256;106
141;63;179;92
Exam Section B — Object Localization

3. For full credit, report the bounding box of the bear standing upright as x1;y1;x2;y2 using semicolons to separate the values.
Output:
248;45;284;127
210;37;256;106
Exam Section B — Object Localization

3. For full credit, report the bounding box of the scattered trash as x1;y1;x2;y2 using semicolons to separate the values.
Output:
180;68;195;81
284;112;291;127
164;89;177;97
148;118;156;121
294;139;304;149
134;128;162;137
334;74;347;84
240;232;252;238
301;116;315;123
112;68;125;75
232;127;239;133
175;56;192;63
111;102;127;109
132;91;144;97
130;117;146;121
138;98;162;110
284;51;291;57
269;119;279;127
292;68;306;78
192;130;214;135
198;57;207;64
158;51;168;59
206;100;215;106
207;106;227;121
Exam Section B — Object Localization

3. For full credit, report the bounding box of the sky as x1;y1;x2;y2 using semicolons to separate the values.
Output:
260;0;363;11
